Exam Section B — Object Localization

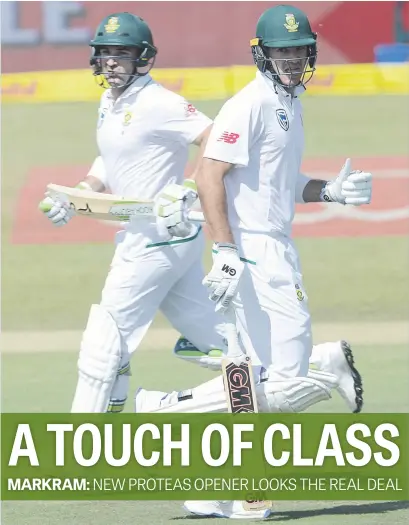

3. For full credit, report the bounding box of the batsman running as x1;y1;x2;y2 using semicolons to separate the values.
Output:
40;11;363;425
39;12;228;412
137;4;371;520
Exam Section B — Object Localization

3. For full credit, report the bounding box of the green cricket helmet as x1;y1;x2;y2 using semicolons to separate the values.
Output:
90;12;158;88
250;5;317;87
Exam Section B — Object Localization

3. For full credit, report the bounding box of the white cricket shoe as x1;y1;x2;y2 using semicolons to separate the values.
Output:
183;500;273;519
313;340;363;413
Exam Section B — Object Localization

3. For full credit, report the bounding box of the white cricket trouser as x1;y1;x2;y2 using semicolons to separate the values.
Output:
99;224;225;360
232;231;312;381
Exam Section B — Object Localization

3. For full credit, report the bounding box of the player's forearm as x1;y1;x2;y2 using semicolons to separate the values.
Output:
301;179;327;203
196;159;234;244
200;183;234;244
189;125;212;181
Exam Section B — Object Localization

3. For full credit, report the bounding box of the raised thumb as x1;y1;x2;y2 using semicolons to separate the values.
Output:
337;158;351;183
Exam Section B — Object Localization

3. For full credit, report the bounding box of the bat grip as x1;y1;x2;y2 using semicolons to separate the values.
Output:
224;307;245;360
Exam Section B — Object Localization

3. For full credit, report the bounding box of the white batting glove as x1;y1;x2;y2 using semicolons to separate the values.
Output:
38;181;92;227
38;194;75;227
154;179;198;238
321;158;373;206
203;243;244;313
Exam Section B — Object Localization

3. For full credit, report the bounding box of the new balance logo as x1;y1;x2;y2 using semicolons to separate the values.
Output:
218;131;240;144
222;264;236;276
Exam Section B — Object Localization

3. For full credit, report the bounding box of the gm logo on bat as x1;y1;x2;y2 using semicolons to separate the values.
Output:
109;204;154;216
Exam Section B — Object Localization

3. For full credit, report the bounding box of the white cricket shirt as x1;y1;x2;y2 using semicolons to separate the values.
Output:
204;71;305;237
94;74;211;199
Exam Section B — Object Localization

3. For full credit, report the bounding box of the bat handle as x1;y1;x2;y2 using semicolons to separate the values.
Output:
224;307;245;360
187;210;205;223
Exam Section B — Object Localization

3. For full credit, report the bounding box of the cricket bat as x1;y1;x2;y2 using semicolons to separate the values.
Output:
222;308;258;413
45;183;205;223
222;309;273;512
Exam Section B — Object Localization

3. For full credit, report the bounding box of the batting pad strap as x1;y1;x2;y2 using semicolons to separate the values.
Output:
259;377;332;413
118;362;131;376
71;304;122;413
107;362;131;414
107;398;127;413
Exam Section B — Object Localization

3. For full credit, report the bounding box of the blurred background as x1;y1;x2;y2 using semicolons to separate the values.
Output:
1;2;409;523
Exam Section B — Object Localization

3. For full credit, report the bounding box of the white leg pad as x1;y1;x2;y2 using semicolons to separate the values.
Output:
258;377;332;413
71;304;122;413
136;374;332;414
136;376;228;414
307;369;339;391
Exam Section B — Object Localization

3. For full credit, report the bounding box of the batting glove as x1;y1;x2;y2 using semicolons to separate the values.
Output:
38;181;91;227
154;179;198;238
321;158;373;206
203;243;245;313
39;194;75;227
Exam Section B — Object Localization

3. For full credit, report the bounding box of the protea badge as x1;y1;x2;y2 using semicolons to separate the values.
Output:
284;14;299;32
105;17;120;34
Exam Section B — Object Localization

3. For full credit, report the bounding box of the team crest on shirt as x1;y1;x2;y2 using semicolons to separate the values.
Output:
295;284;305;301
123;111;132;126
276;109;289;131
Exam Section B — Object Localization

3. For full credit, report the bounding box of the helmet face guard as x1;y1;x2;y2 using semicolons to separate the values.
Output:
251;38;317;88
90;44;157;89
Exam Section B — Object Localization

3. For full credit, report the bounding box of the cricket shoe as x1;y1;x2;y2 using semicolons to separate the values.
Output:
310;340;363;413
183;500;273;520
173;336;224;371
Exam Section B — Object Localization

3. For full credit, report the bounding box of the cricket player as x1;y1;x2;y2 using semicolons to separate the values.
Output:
39;12;229;413
40;11;362;426
139;5;371;519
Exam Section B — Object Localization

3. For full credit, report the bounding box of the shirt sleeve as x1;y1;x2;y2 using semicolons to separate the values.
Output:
87;156;108;188
203;97;262;167
158;95;212;145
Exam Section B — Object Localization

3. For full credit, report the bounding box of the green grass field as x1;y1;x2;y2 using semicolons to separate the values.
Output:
2;500;409;525
2;94;409;524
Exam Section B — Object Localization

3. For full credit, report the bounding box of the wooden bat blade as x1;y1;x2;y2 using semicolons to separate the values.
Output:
222;357;258;413
46;183;154;220
45;183;205;223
